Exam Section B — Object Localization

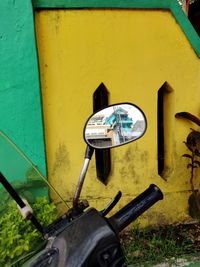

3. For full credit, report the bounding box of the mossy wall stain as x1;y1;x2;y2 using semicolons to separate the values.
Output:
51;143;71;199
52;143;70;176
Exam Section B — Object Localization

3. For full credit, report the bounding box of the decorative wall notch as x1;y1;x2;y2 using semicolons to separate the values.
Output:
93;83;111;185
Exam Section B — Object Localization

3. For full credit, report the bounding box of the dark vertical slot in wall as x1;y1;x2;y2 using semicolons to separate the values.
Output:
93;83;111;185
157;86;164;176
189;1;200;36
157;82;174;180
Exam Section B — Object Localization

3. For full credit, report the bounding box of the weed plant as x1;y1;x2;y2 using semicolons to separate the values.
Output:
122;223;200;266
0;197;57;267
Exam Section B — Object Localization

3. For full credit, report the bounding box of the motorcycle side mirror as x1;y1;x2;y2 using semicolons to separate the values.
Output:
83;103;147;149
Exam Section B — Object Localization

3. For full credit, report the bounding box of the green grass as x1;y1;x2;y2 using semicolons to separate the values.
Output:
122;223;200;266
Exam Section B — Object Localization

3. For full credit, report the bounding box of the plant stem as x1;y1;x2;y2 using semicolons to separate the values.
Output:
190;151;200;212
190;151;195;193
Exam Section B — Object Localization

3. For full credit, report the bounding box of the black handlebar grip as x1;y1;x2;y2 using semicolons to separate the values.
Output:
108;184;163;233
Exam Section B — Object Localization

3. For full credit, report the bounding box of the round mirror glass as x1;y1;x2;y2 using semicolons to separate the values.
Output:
84;103;147;149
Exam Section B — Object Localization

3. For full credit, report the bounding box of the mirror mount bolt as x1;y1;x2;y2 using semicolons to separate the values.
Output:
68;200;89;219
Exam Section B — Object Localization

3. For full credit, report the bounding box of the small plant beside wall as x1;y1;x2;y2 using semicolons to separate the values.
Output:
175;112;200;219
0;197;57;267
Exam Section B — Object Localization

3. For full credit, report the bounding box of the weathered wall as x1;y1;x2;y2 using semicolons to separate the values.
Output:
1;0;199;226
34;5;200;226
0;0;46;176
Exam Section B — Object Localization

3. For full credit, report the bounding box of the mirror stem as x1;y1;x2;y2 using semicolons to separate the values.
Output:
85;145;94;159
73;146;94;208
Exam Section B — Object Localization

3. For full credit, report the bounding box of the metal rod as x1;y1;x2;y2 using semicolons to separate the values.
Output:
0;172;25;208
73;158;90;208
0;172;44;233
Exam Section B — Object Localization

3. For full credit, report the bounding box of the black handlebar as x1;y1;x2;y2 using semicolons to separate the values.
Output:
108;184;163;233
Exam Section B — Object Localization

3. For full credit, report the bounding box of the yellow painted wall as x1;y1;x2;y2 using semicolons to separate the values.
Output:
35;9;200;226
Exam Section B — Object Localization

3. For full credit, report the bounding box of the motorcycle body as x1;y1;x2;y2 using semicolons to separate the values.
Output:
0;103;163;267
24;208;125;267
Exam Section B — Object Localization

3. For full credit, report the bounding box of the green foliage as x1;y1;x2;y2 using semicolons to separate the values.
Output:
123;223;198;266
0;197;57;267
182;130;200;218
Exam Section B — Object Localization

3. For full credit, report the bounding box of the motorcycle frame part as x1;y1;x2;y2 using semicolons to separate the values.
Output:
73;146;94;209
17;198;33;219
0;172;44;233
43;213;70;239
100;191;122;217
109;184;164;233
23;184;164;267
24;208;126;267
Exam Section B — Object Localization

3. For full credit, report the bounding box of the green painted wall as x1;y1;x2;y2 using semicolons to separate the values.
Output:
0;0;46;175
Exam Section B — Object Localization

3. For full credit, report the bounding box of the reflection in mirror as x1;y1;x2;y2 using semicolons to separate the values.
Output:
84;103;147;149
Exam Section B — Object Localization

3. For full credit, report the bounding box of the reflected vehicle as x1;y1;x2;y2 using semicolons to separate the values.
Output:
84;103;147;149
